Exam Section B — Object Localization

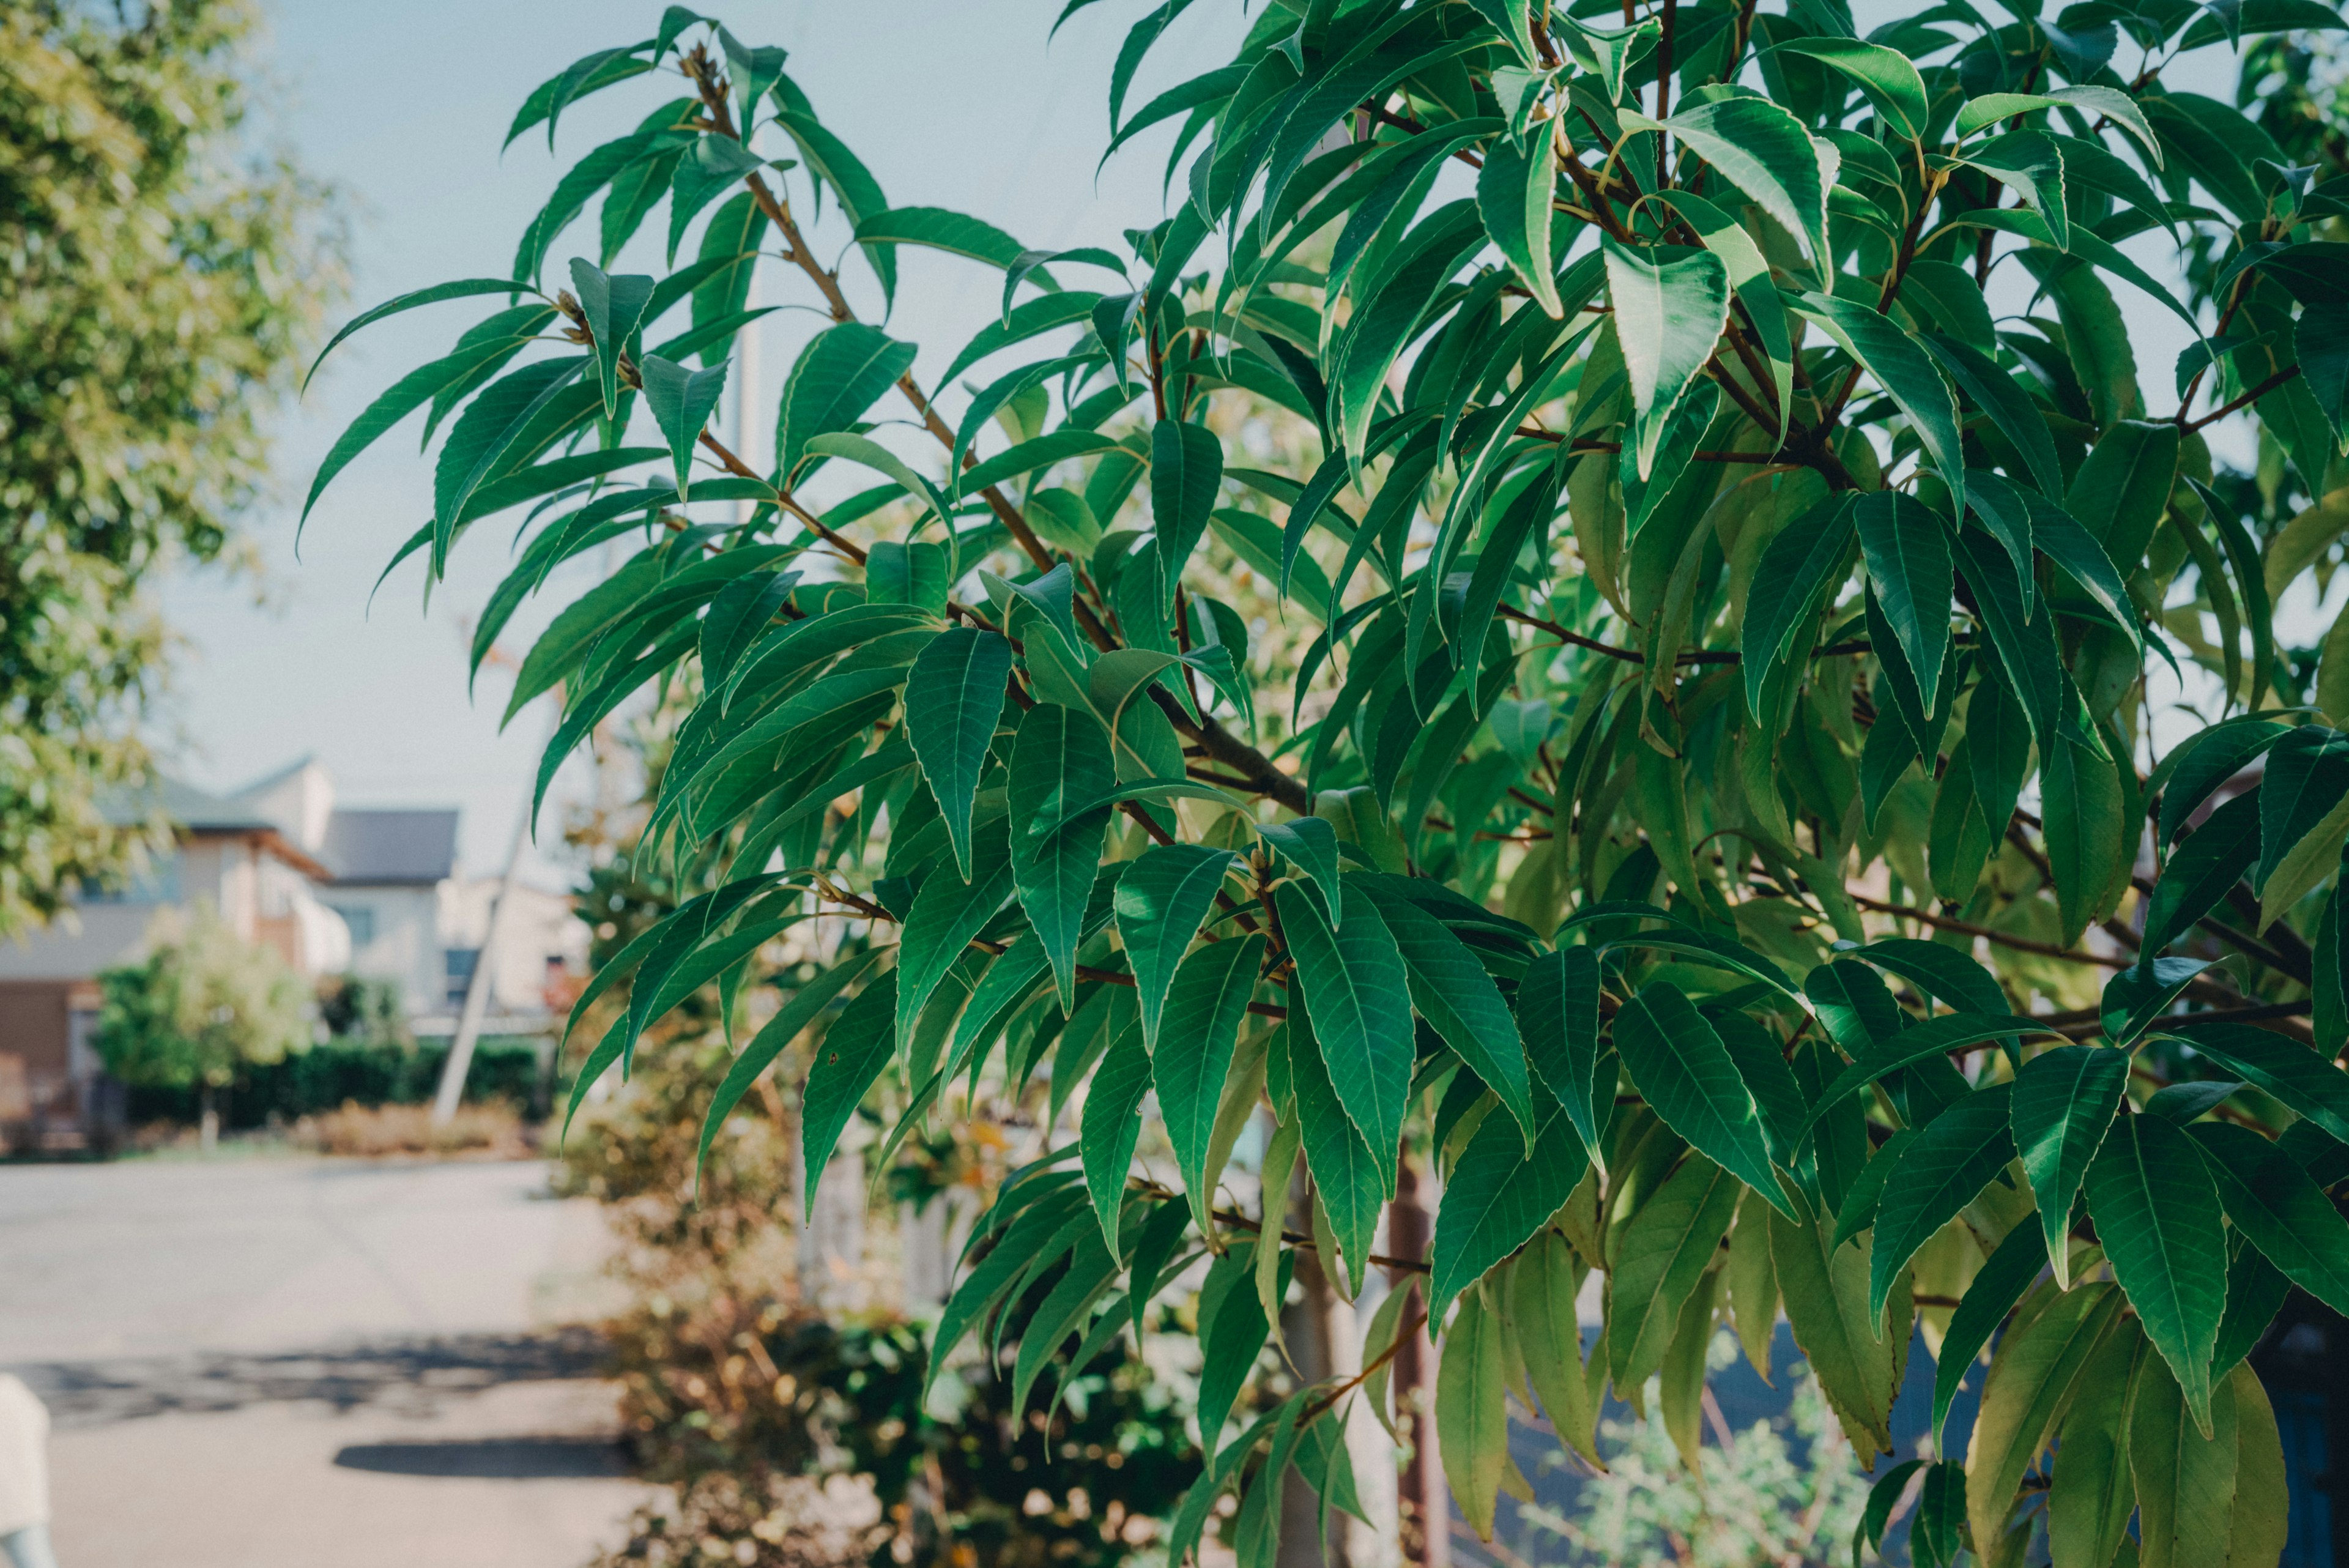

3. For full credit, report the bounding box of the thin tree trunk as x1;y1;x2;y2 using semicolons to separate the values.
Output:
1389;1154;1449;1568
198;1082;218;1153
1280;1171;1345;1566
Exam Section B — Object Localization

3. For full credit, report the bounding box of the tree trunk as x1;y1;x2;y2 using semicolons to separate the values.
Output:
198;1082;218;1154
1389;1155;1450;1568
1280;1171;1345;1566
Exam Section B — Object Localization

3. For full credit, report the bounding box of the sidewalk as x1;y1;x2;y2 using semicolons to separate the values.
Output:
0;1155;647;1568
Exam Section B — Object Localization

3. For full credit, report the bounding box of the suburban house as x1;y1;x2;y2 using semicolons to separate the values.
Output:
0;757;583;1148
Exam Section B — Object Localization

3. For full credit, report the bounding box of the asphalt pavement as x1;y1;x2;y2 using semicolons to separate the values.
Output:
0;1154;647;1568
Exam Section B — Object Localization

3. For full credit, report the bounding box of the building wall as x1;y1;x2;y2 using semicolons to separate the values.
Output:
322;885;443;1016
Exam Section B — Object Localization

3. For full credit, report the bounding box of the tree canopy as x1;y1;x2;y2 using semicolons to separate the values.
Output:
95;908;310;1094
0;0;340;935
314;2;2349;1562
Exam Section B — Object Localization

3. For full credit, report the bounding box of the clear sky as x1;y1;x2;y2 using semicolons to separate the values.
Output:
159;0;1230;884
157;0;2280;886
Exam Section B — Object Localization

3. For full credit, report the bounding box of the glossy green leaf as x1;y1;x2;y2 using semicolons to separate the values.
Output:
1871;1086;2014;1325
1154;934;1266;1232
1603;236;1731;481
2084;1114;2228;1430
801;972;899;1218
1115;843;1237;1050
1612;983;1791;1216
904;629;1012;882
2011;1045;2128;1285
1080;1016;1152;1253
776;323;918;481
1276;881;1413;1194
1008;705;1116;1008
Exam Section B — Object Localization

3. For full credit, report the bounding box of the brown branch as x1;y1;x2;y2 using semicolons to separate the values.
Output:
2185;366;2300;433
1849;893;2135;969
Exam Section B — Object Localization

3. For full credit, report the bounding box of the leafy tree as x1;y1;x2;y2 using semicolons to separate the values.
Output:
315;4;2349;1564
0;0;340;937
97;908;311;1145
317;973;413;1050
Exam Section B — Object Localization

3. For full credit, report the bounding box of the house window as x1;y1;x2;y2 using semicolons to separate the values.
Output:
330;905;377;946
444;947;480;1008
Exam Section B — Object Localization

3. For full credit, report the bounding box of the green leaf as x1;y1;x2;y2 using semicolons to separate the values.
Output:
801;972;899;1219
1113;842;1238;1050
570;259;656;421
1927;337;2063;501
1005;705;1112;949
302;335;538;535
2129;1352;2241;1568
1437;1285;1508;1543
305;277;530;390
1151;418;1224;611
1965;1280;2122;1551
2140;790;2258;955
2257;724;2349;891
2043;734;2126;946
893;828;1016;1049
1506;1232;1600;1468
1276;882;1415;1194
1519;946;1608;1156
2047;1323;2141;1568
1933;1222;2048;1447
1429;1091;1590;1319
1080;1016;1153;1253
1363;882;1534;1143
1289;1016;1387;1295
639;352;730;501
2192;1121;2349;1317
2169;1020;2349;1144
1965;130;2070;251
1629;96;1830;265
904;628;1013;882
1196;1246;1276;1449
1608;1151;1741;1390
1010;1230;1121;1423
1770;1203;1909;1455
1155;935;1266;1233
1603;236;1731;481
2085;1113;2228;1430
771;108;897;303
1612;983;1792;1216
1772;37;1931;139
1743;494;1857;718
1791;293;1965;516
1871;1086;2015;1326
1257;817;1342;929
1801;1012;2065;1132
697;946;889;1182
856;205;1034;271
1476;124;1562;316
776;324;919;481
2011;1044;2128;1285
1855;492;1954;713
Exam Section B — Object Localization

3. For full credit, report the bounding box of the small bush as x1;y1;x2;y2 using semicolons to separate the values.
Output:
290;1099;531;1159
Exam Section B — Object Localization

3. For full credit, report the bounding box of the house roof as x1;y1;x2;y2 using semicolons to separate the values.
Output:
322;809;459;885
103;777;278;835
99;777;333;879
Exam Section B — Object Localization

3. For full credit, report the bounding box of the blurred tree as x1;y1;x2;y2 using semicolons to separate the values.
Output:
96;907;310;1148
316;973;412;1050
0;0;341;937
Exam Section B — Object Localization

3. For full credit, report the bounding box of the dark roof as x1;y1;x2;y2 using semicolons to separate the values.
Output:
322;809;459;885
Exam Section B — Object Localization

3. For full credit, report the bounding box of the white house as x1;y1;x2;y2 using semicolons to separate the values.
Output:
0;757;584;1146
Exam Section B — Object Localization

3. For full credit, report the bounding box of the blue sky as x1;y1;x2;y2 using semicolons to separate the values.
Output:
160;0;1230;881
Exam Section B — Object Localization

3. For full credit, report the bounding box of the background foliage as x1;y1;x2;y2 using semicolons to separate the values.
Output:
0;0;341;937
316;1;2349;1563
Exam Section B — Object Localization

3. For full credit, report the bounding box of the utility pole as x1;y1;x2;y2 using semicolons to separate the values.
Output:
429;789;530;1126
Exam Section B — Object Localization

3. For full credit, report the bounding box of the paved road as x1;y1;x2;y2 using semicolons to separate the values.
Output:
0;1155;649;1568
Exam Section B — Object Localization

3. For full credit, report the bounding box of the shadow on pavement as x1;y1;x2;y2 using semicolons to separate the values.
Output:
7;1328;607;1429
333;1436;628;1479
